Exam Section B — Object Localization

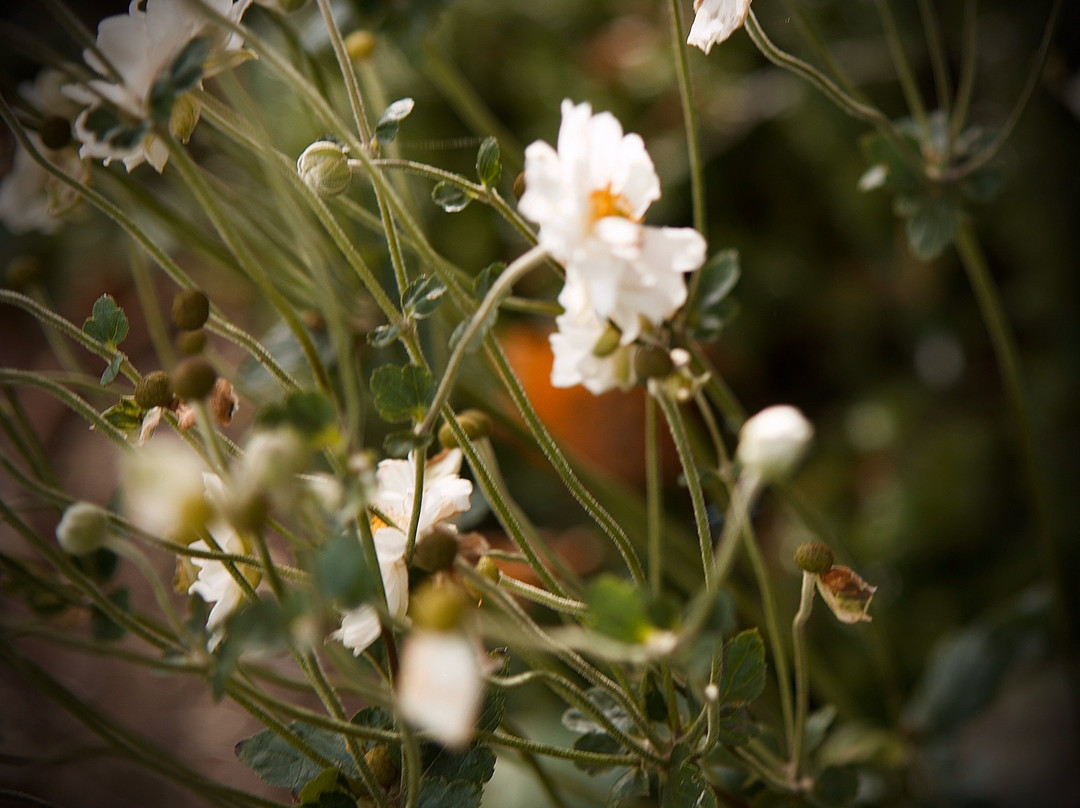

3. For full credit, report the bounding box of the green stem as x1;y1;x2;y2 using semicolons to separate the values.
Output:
949;0;978;142
789;572;815;779
314;0;373;144
666;0;706;238
916;0;952;120
872;0;930;136
0;370;132;451
496;573;588;617
645;394;663;598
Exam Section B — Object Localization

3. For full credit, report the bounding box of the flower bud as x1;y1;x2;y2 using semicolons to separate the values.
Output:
172;358;217;400
736;405;814;481
39;115;71;150
242;429;309;491
134;370;174;410
175;329;207;355
364;746;398;787
794;541;834;575
410;581;468;632
512;171;526;201
633;345;674;379
297;141;351;198
169;92;201;144
56;501;108;555
815;565;876;624
345;30;377;62
172;288;210;330
412;528;459;573
591;322;623;358
438;409;492;449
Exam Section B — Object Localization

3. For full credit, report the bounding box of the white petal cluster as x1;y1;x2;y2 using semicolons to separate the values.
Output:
121;439;209;541
687;0;753;55
520;100;706;393
334;450;473;655
397;631;485;748
188;476;249;646
65;0;252;172
736;405;814;481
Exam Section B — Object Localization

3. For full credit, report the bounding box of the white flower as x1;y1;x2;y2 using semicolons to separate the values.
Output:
550;280;636;394
687;0;753;55
121;439;209;540
333;526;409;654
372;449;473;540
397;631;484;748
66;0;253;172
736;405;814;481
520;100;706;341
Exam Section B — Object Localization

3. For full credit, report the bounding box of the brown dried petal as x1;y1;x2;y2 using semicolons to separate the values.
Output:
815;565;876;624
210;378;239;426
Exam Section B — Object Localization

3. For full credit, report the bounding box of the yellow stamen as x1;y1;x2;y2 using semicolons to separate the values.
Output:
589;185;636;223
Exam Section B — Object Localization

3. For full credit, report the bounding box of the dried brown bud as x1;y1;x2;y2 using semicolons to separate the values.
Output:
815;565;876;624
209;378;239;426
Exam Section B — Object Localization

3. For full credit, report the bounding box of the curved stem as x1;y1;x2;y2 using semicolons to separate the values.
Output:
666;0;706;237
789;572;815;779
872;0;929;136
949;0;978;142
314;0;372;144
916;0;952;120
496;574;588;617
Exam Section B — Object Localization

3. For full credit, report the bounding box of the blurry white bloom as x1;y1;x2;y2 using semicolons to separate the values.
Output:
519;100;706;341
687;0;753;55
333;526;408;654
372;449;473;540
122;440;209;540
550;280;636;394
66;0;253;172
56;502;109;555
241;429;308;492
397;631;484;748
736;404;813;481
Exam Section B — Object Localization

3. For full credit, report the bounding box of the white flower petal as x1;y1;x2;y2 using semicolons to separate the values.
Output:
397;632;484;748
688;0;753;55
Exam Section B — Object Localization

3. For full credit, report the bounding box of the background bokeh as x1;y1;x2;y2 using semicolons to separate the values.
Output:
2;0;1078;805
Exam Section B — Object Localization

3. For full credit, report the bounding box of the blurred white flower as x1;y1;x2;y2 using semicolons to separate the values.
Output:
333;526;408;654
550;280;636;394
736;405;814;481
519;100;706;341
397;631;484;748
121;439;209;541
687;0;753;55
65;0;253;172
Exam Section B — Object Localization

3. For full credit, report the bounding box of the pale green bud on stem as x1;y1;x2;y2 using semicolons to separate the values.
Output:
412;529;459;573
56;502;108;555
794;541;834;575
438;409;492;449
737;405;814;481
345;30;377;62
297;141;351;198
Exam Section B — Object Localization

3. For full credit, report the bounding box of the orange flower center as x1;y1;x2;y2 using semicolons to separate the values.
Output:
369;512;389;532
589;185;636;223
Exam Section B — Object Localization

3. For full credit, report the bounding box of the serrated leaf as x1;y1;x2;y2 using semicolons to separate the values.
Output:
476;650;508;733
402;274;447;319
662;752;717;808
423;742;495;785
961;166;1005;204
642;672;669;723
573;732;623;774
383;430;433;458
375;97;415;145
805;704;838;755
431;182;471;213
717;629;766;707
562;688;634;735
902;196;958;261
102;397;144;432
416;777;482;808
812;765;858;806
713;707;759;747
476;136;501;187
83;295;129;348
90;587;130;641
609;767;650;807
448;309;496;355
236;722;358;791
370;363;434;424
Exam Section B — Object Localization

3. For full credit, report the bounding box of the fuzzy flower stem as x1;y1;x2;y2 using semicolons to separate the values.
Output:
417;245;548;437
872;0;930;137
645;394;664;598
403;451;426;565
789;571;816;779
666;0;706;238
653;384;714;589
314;0;373;145
496;575;589;617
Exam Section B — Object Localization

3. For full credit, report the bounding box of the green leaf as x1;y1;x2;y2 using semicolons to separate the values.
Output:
402;274;447;319
102;397;144;432
476;650;509;733
448;309;496;355
235;722;358;791
805;704;838;755
423;742;495;785
857;130;920;194
608;767;650;807
375;97;415;144
686;249;740;342
83;295;129;348
573;732;623;774
713;707;759;747
717;629;766;707
367;323;402;348
585;574;650;643
383;429;433;458
314;532;373;609
212;595;296;700
473;261;504;299
416;778;482;808
431;181;471;213
170;36;211;91
901;195;959;261
961;166;1005;204
298;768;352;805
256;392;337;442
90;587;130;641
562;688;634;735
100;354;124;386
812;765;858;807
370;363;434;424
662;746;717;808
476;136;501;187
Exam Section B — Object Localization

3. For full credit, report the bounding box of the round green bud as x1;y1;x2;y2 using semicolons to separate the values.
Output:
175;329;207;356
438;409;492;449
172;288;210;330
591;322;623;358
512;171;526;201
56;501;108;555
172;357;217;400
410;581;468;632
465;556;500;600
345;30;377;62
794;541;834;575
412;530;459;573
134;370;174;409
633;345;674;380
297;140;351;198
39;115;71;150
364;746;398;788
